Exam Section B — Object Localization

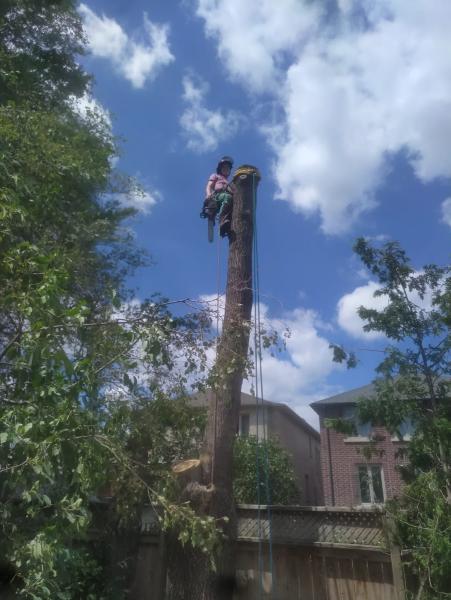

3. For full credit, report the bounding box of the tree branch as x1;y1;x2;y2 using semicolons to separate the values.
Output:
0;330;21;361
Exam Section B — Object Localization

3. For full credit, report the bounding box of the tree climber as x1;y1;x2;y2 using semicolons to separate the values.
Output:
201;155;234;238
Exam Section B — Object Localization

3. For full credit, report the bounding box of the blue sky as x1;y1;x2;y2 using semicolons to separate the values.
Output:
77;0;451;428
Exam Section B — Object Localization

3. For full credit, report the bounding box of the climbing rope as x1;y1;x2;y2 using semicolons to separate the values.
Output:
253;281;263;599
211;223;222;485
251;172;274;597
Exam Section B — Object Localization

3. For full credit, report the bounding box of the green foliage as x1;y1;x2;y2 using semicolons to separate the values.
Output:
331;238;451;598
158;494;227;571
103;395;207;526
233;435;301;505
391;472;451;600
0;0;89;106
11;537;106;600
324;417;355;436
329;343;358;369
0;3;219;597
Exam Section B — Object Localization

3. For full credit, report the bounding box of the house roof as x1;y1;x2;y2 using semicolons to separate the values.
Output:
310;383;376;412
190;390;320;439
311;378;451;415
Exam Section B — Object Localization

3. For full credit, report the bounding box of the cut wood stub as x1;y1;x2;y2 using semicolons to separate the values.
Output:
171;459;201;487
172;458;200;474
233;164;261;183
172;458;216;515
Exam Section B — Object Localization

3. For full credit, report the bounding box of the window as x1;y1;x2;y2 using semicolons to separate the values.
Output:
357;465;385;504
392;418;415;441
240;414;250;437
308;435;312;458
342;405;372;438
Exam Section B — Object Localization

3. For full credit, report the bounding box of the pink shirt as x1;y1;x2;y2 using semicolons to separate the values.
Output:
206;173;229;197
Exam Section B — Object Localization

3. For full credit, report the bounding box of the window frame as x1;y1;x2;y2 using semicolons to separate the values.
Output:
357;464;386;505
342;404;372;442
391;417;414;442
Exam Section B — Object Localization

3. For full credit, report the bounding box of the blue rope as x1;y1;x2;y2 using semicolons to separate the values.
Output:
253;295;263;600
252;175;263;599
252;173;274;597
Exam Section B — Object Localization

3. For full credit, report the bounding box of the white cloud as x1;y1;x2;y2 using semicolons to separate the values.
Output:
79;5;127;60
337;281;387;340
441;198;451;228
195;0;321;92
268;309;337;386
117;185;161;214
109;155;119;168
194;0;451;233
180;74;242;152
337;271;435;339
249;307;341;430
127;189;160;214
71;93;112;129
79;4;174;89
198;297;335;386
369;234;390;243
337;0;353;13
199;293;225;324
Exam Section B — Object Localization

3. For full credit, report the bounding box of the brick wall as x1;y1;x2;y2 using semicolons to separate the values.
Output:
319;407;408;506
269;408;324;505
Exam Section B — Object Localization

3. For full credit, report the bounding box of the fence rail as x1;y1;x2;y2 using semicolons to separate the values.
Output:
236;505;387;550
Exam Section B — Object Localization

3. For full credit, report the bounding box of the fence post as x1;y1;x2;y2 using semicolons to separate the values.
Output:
156;531;167;599
383;513;406;600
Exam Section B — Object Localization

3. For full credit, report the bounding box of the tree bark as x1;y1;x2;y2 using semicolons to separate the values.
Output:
204;167;259;599
166;166;260;600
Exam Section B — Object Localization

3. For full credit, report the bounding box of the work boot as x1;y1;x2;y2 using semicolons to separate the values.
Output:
219;216;231;237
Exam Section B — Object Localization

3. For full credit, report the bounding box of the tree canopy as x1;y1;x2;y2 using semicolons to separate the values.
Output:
0;3;216;597
330;238;451;599
0;0;89;106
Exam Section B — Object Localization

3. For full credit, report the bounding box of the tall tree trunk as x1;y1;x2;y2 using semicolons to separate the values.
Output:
166;166;260;600
204;166;259;599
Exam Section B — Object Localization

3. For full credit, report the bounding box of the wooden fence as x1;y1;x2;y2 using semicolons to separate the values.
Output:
133;505;406;600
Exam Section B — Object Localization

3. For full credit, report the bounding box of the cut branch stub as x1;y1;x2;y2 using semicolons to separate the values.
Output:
172;459;201;486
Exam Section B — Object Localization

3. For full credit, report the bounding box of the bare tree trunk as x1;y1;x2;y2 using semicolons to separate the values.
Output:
203;167;259;599
166;166;260;600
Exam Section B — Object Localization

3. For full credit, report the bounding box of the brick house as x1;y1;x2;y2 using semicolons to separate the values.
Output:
311;383;412;507
192;391;323;505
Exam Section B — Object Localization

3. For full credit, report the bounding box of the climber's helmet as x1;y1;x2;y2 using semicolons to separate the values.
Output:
216;155;233;175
